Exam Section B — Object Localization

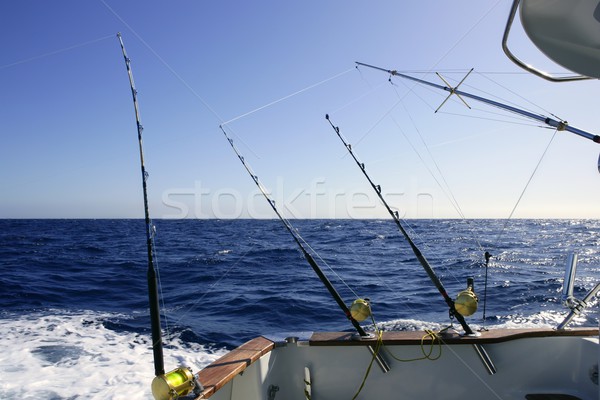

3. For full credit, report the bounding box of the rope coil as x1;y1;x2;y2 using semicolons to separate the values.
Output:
351;312;447;399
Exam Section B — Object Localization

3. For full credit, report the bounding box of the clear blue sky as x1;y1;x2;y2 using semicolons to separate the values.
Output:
1;1;599;219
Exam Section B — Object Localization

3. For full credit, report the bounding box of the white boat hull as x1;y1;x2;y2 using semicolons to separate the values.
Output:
196;328;598;400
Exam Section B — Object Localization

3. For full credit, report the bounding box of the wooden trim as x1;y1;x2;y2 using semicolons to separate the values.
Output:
195;336;275;399
309;327;598;346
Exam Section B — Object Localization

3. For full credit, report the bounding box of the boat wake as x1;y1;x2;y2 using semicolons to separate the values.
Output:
0;310;226;400
374;309;592;333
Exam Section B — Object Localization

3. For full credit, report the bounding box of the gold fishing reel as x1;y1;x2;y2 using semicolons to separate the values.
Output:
152;366;202;400
454;277;478;317
350;298;372;322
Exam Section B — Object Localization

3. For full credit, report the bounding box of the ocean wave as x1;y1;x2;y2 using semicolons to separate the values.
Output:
0;309;226;400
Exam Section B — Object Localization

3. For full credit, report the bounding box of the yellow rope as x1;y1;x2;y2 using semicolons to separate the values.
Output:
351;315;447;399
383;327;446;362
351;329;383;400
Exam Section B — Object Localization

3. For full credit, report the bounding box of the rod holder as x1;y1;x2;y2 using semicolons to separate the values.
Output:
562;253;578;305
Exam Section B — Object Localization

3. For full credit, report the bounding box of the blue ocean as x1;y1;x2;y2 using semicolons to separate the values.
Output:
1;218;599;399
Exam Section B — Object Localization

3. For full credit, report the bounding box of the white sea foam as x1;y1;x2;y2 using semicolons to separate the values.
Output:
375;309;591;333
0;310;227;400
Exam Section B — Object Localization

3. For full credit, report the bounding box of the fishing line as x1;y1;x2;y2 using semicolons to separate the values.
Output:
439;339;504;400
482;127;558;325
219;123;392;372
475;71;559;120
388;76;493;253
312;224;429;322
0;34;114;70
340;87;404;150
335;242;423;319
462;75;569;127
337;69;474;289
148;228;172;341
391;70;539;128
401;102;470;222
100;0;224;123
367;74;488;261
298;238;362;299
361;112;474;283
495;128;559;241
103;0;263;160
221;68;355;126
218;125;360;300
219;125;367;300
169;247;255;326
437;109;542;127
101;0;359;163
429;72;546;124
393;104;490;272
396;96;548;259
425;0;504;71
326;76;388;118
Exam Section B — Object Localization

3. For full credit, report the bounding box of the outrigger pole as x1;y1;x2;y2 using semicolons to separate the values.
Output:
325;115;475;335
117;33;165;377
355;61;600;144
219;125;391;373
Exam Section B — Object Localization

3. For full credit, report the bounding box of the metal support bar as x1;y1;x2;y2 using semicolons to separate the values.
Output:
473;344;497;375
355;61;600;144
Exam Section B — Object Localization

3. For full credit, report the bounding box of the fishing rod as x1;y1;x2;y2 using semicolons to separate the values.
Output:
325;114;475;335
117;33;165;376
219;125;390;372
118;34;203;400
355;61;600;144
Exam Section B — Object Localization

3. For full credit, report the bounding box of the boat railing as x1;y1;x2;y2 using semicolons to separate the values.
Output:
557;252;600;330
502;0;593;82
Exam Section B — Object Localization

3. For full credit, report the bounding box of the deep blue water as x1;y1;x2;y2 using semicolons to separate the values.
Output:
1;219;599;398
2;219;599;343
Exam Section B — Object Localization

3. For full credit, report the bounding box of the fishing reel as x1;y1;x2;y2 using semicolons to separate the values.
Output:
350;298;372;322
151;366;203;400
454;277;478;317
